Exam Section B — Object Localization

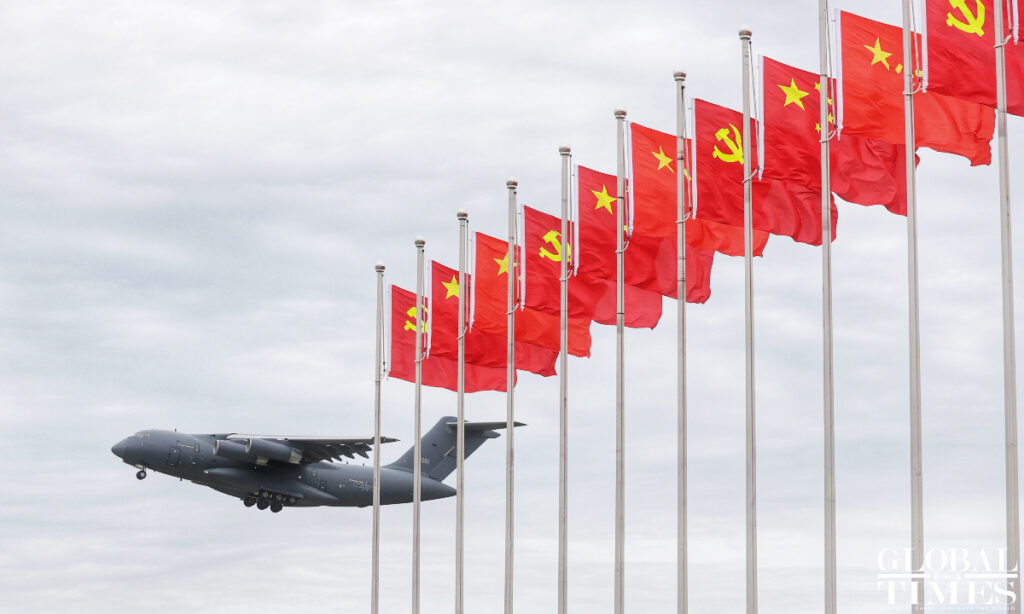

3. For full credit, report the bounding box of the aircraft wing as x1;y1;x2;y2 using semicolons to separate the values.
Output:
226;434;399;463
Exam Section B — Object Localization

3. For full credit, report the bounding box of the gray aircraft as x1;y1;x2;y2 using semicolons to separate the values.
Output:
111;416;517;512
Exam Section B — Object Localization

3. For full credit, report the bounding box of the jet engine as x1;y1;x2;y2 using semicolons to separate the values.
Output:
213;440;268;466
246;438;303;464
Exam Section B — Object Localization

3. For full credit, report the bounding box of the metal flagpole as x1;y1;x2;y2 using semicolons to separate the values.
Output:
674;70;689;614
559;146;571;614
505;179;518;614
818;4;837;614
739;26;759;614
993;1;1021;610
373;262;386;614
899;3;924;612
456;209;468;614
614;107;627;614
413;237;426;614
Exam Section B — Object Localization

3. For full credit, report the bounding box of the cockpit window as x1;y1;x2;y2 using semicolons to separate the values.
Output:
133;431;151;439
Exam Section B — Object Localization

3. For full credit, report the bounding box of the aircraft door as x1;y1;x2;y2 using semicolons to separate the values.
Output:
167;447;180;467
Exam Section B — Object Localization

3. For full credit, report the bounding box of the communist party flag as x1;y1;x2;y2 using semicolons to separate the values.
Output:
577;165;713;303
430;261;557;376
761;56;909;215
630;122;769;257
839;10;995;166
522;206;662;328
473;232;592;358
926;0;1024;116
695;98;838;246
389;285;506;393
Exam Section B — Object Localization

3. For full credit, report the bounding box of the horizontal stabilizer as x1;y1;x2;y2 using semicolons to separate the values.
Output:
444;421;526;433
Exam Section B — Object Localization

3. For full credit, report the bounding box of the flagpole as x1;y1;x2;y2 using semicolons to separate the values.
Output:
505;179;518;614
739;26;759;614
673;70;689;614
614;107;627;614
558;147;571;614
993;1;1021;610
900;3;924;612
413;237;426;614
372;262;385;614
456;209;468;614
818;4;837;614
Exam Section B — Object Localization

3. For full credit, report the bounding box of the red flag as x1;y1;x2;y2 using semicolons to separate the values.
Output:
577;165;713;303
630;122;769;256
761;56;909;215
473;232;592;357
389;285;506;392
522;206;662;328
926;0;1024;116
839;10;995;165
695;99;838;246
429;261;557;376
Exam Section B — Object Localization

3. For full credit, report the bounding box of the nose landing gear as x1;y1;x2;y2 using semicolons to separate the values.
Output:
135;469;147;480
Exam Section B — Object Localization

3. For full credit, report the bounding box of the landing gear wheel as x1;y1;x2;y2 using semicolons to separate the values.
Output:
135;470;147;480
270;502;283;513
256;500;269;510
243;496;256;507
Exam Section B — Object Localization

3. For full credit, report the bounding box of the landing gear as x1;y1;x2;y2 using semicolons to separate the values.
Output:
270;502;283;513
135;469;147;480
243;496;256;507
256;500;269;510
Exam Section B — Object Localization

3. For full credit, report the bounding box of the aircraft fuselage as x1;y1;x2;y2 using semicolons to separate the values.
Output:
111;429;454;510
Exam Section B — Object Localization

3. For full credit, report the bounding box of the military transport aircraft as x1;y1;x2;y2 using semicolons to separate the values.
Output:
111;416;517;512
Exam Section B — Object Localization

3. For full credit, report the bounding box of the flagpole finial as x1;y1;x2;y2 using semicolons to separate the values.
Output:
506;178;518;189
614;108;627;119
674;70;687;82
415;237;425;248
457;209;468;221
375;262;385;273
739;26;752;40
559;145;571;155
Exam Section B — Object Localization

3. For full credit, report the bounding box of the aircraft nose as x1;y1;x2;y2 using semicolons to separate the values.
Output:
111;439;128;459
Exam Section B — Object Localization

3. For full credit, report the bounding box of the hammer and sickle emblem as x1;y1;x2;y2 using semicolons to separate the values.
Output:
946;0;985;36
538;230;570;262
711;124;744;164
404;306;428;333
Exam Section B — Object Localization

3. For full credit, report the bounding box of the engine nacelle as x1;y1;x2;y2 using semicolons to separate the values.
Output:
246;438;303;464
214;440;268;466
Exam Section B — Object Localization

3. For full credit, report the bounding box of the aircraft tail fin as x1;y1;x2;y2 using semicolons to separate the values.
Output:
387;416;523;481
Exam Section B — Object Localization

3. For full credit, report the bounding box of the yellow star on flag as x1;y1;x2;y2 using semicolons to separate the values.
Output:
442;275;460;299
494;252;509;275
651;147;675;173
778;79;811;110
592;185;615;214
814;82;821;91
864;38;892;69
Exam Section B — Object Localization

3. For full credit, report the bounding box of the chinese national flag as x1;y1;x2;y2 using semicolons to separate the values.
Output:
839;10;995;165
761;56;909;215
926;0;1024;116
630;122;769;257
473;232;592;358
389;285;506;393
577;165;713;303
695;99;838;246
429;261;557;377
522;206;662;328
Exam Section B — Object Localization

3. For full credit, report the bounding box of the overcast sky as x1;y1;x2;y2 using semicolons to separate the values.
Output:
1;1;1022;613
